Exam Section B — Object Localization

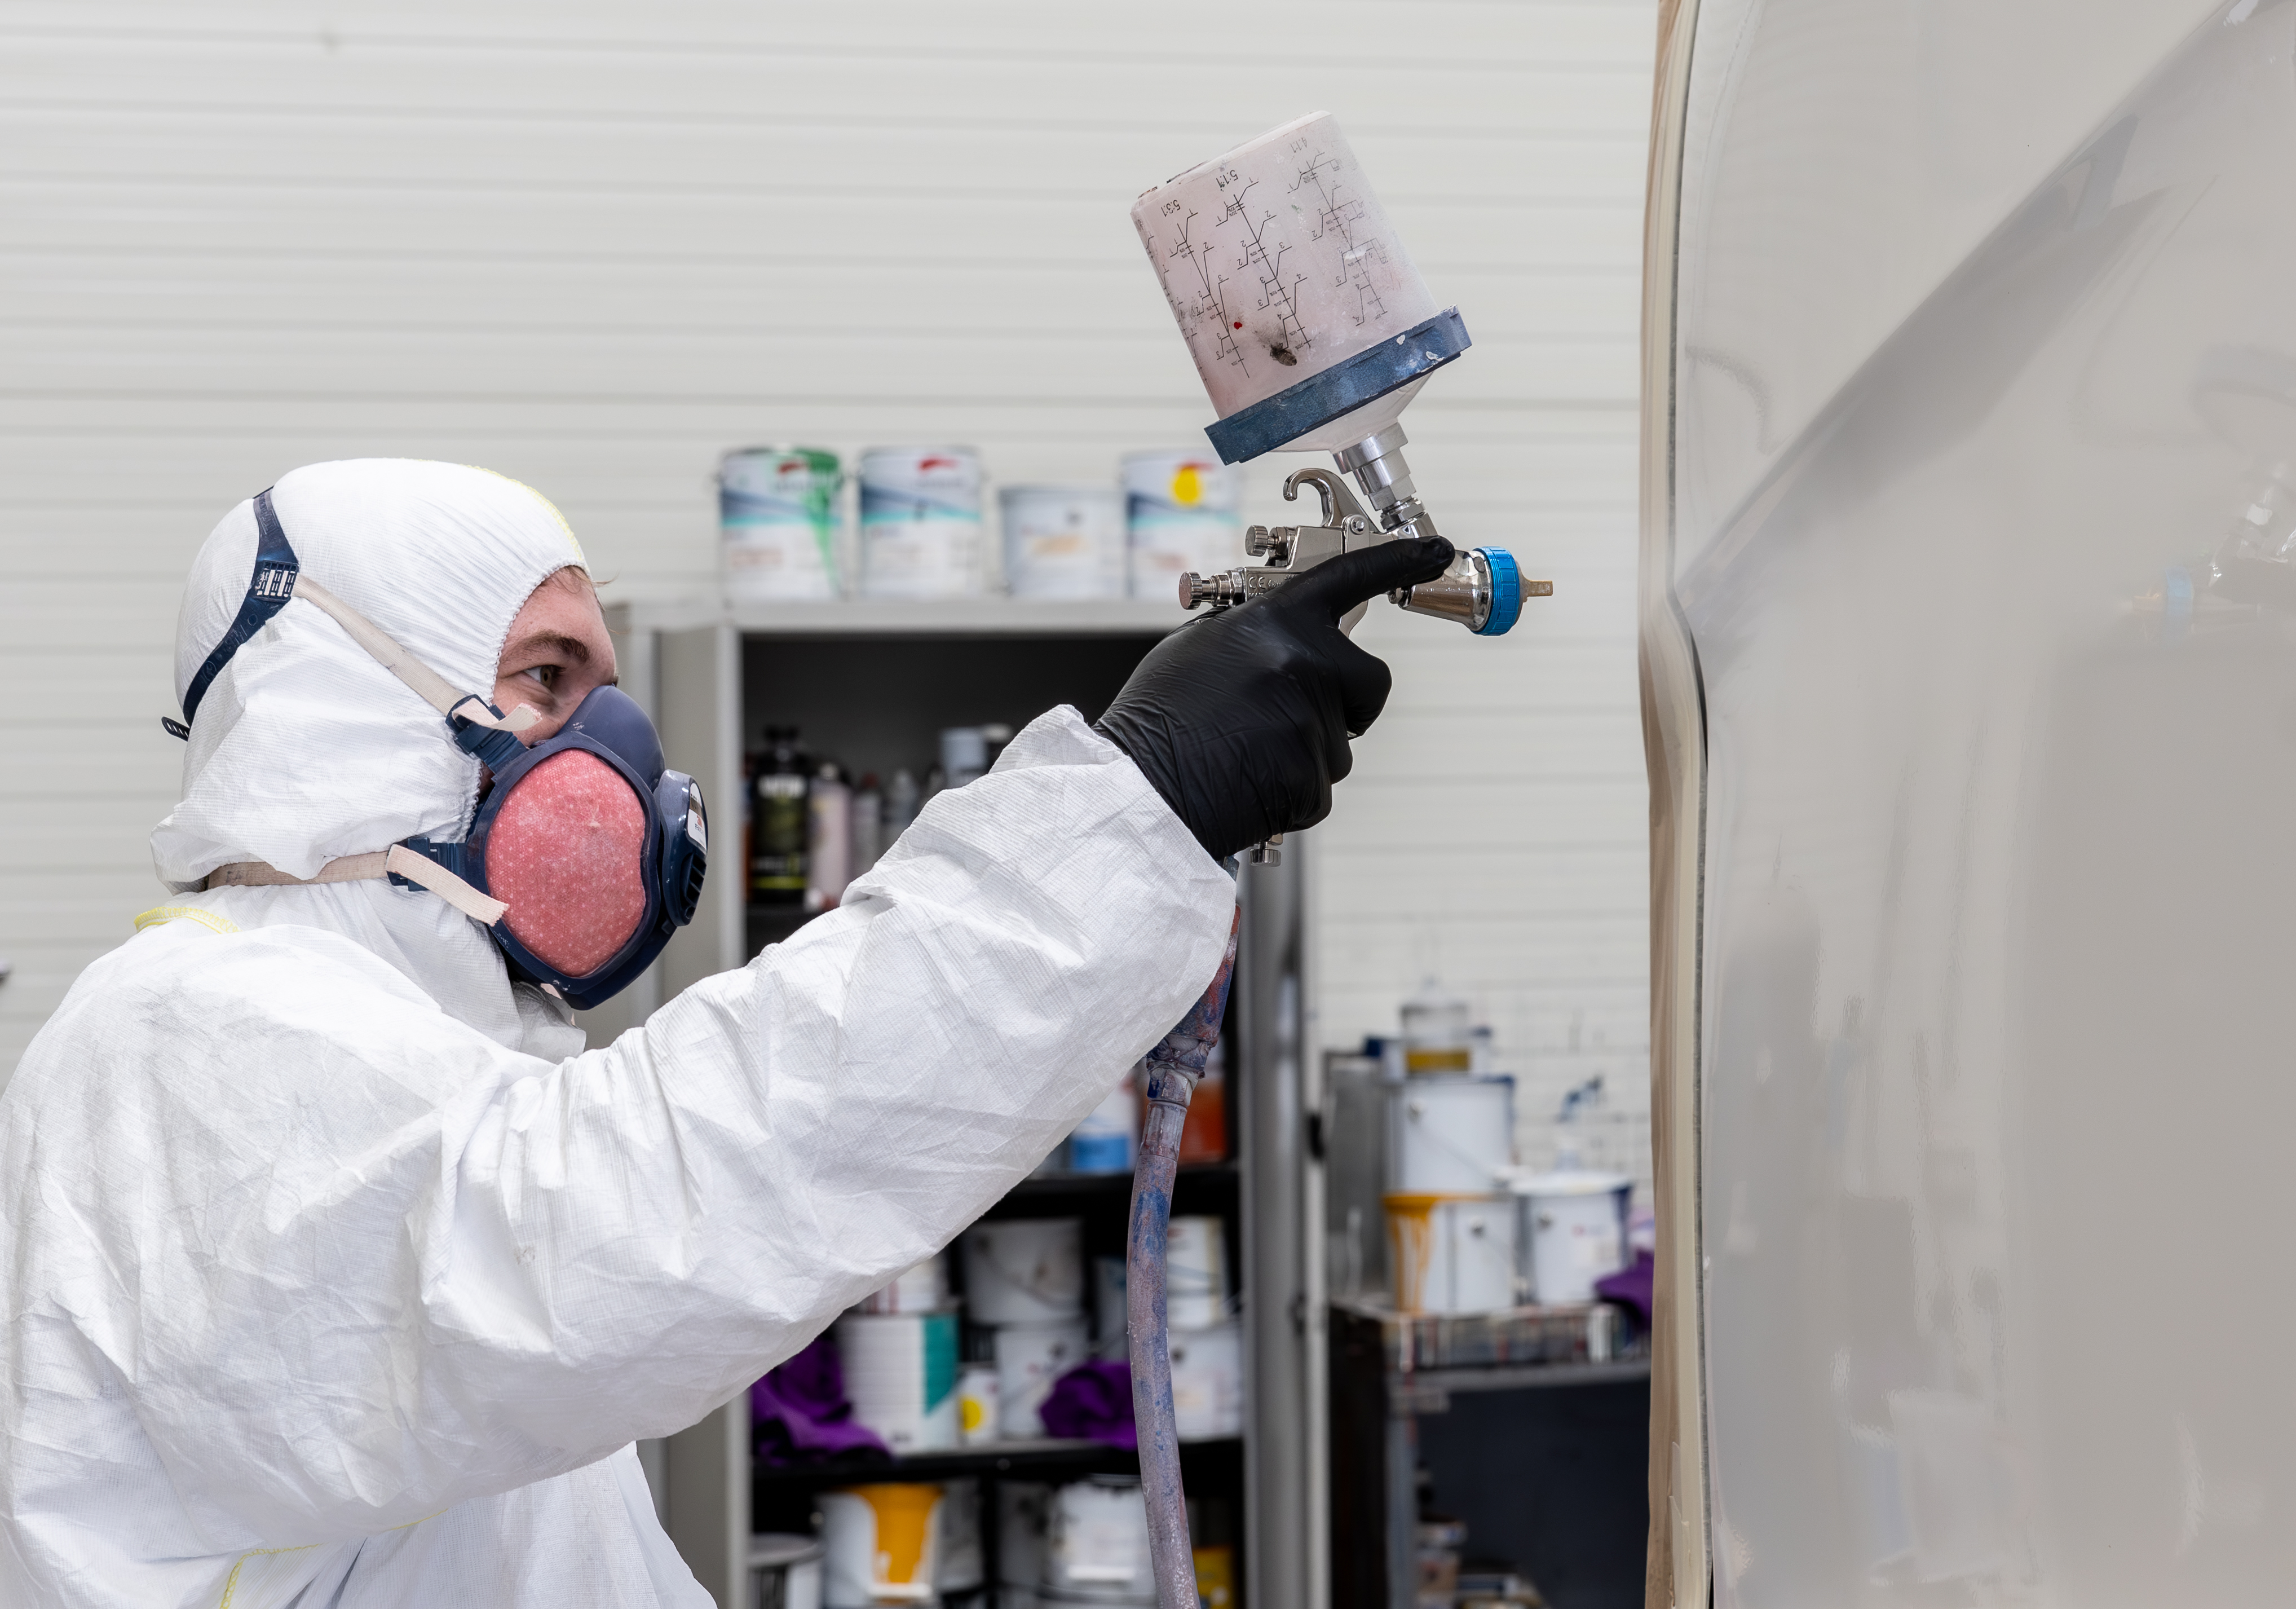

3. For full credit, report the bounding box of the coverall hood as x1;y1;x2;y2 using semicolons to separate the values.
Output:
153;459;588;891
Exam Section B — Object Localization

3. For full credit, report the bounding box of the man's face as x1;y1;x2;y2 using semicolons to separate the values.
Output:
492;568;617;743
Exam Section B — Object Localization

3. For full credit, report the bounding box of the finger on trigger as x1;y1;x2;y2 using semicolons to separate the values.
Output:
1285;537;1455;621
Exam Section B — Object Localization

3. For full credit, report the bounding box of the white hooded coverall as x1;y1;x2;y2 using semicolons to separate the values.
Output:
0;461;1235;1607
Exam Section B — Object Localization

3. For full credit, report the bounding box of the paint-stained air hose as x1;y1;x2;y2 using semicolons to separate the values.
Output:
1128;911;1240;1609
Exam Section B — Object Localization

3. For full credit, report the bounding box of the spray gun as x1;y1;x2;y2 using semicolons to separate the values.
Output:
1121;112;1550;1609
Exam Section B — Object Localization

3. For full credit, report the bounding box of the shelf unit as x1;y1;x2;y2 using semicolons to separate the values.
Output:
1326;1303;1651;1609
590;598;1321;1609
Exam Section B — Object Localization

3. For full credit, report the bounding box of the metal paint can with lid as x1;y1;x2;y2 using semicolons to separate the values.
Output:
721;447;844;601
1387;1073;1516;1194
1384;1192;1517;1315
1000;486;1127;598
1512;1169;1632;1304
859;447;986;598
834;1310;960;1452
1123;451;1241;598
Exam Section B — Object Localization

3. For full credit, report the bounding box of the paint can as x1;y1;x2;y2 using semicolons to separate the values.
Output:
1000;486;1127;598
961;1218;1084;1324
999;1482;1052;1597
1165;1216;1229;1330
1167;1319;1244;1440
721;447;844;602
859;447;986;598
1067;1077;1137;1175
1384;1192;1518;1315
1122;451;1241;597
823;1484;943;1607
992;1316;1092;1439
1044;1477;1155;1602
752;1533;827;1609
1512;1170;1632;1304
957;1363;1000;1445
1388;1074;1516;1194
937;1479;984;1594
835;1311;960;1452
856;1255;950;1316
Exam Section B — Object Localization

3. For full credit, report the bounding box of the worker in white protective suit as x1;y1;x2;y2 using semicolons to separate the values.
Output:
0;459;1452;1607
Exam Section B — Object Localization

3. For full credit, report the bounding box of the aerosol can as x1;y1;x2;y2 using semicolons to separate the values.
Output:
1122;112;1549;1609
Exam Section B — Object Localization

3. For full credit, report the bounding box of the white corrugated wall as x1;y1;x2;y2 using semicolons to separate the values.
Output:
0;2;1654;1185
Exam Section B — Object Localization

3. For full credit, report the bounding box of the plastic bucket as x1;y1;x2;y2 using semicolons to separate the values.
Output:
992;1317;1091;1439
962;1218;1084;1324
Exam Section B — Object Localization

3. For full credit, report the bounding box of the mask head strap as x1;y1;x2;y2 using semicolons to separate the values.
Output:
174;487;299;734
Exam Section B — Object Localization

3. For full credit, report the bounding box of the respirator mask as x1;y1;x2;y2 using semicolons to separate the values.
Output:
175;487;707;1008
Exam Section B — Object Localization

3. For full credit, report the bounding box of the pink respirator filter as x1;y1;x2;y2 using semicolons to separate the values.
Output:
486;750;649;977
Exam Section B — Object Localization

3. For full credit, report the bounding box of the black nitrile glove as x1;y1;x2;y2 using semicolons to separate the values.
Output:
1094;536;1454;862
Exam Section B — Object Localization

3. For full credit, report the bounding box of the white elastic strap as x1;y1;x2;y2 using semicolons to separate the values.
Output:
290;575;538;734
382;845;509;924
202;846;508;927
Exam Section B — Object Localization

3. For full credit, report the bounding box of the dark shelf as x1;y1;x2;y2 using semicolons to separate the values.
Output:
996;1161;1236;1199
752;1434;1240;1489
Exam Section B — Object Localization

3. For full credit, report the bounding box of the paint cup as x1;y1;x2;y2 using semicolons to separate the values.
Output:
1001;486;1127;598
1167;1319;1244;1440
1385;1192;1518;1315
859;447;986;598
962;1218;1084;1324
1512;1170;1632;1304
1123;451;1242;598
1388;1075;1516;1194
752;1533;827;1609
957;1364;1001;1446
993;1317;1092;1439
1044;1478;1155;1602
1165;1216;1229;1330
822;1484;943;1607
836;1311;960;1452
721;447;844;602
856;1255;950;1315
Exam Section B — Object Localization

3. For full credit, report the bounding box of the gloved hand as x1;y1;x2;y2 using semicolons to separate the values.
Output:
1095;536;1455;862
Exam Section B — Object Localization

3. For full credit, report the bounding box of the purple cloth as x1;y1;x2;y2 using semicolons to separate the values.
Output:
1595;1248;1654;1326
750;1334;890;1467
1037;1359;1137;1449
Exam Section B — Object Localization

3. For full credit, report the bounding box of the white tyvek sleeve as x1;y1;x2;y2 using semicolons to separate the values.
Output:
17;708;1232;1545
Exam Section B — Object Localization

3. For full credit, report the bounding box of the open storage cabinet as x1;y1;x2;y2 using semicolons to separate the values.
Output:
584;601;1326;1609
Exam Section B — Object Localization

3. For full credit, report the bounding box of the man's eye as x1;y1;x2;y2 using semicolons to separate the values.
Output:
528;665;559;690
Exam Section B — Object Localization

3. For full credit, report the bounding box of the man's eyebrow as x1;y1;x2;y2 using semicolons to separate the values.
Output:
502;631;591;666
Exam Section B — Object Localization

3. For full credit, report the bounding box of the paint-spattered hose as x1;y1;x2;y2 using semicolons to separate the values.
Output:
1128;911;1240;1609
